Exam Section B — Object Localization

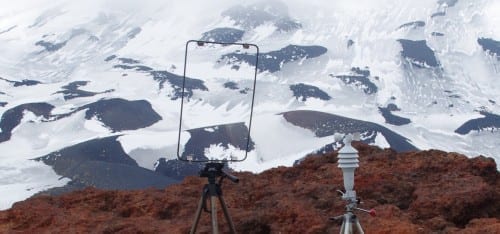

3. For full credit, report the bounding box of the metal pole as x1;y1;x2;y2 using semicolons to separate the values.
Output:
190;190;207;234
354;218;364;234
218;195;237;233
339;216;346;234
210;192;219;234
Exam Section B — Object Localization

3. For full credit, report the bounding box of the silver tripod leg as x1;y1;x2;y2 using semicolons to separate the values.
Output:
211;196;219;234
354;219;364;234
340;212;366;234
340;213;353;234
339;217;346;234
190;194;206;234
218;195;237;233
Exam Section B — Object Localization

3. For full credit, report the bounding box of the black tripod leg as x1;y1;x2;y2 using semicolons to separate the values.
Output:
210;195;219;234
218;195;237;234
190;189;208;234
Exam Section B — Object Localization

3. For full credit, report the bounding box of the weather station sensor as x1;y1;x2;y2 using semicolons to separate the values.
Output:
176;40;259;234
330;133;376;234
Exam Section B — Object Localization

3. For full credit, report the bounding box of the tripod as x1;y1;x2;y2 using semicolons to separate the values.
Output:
190;162;239;234
330;191;375;234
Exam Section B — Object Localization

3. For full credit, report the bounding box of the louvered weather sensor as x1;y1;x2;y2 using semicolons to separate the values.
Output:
330;133;376;234
177;40;259;234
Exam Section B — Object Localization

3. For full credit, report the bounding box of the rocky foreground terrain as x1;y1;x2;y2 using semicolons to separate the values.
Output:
0;143;499;233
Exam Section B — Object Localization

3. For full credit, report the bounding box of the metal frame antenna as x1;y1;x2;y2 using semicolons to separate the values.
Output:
330;133;376;234
178;40;260;234
177;40;259;163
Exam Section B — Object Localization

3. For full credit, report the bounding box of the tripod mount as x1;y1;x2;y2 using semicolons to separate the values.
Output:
330;190;376;234
329;134;375;234
190;162;239;234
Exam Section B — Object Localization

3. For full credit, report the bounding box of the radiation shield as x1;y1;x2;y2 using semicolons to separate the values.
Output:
177;40;259;163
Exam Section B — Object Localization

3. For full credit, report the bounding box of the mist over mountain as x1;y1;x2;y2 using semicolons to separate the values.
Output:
1;0;499;209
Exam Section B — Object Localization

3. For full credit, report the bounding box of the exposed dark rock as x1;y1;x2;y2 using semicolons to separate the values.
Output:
397;21;425;30
154;158;205;180
223;5;272;28
222;81;251;94
35;40;67;52
379;107;411;126
274;17;302;32
75;98;162;132
431;12;446;18
118;58;140;64
224;81;239;90
438;0;458;7
54;81;114;100
16;80;40;87
2;144;498;233
35;180;88;196
222;44;327;73
0;25;17;35
61;81;88;90
289;83;331;101
0;102;7;107
281;110;418;152
35;136;137;167
0;103;54;143
0;77;41;87
127;27;141;39
34;136;178;191
222;3;301;32
351;67;370;77
386;103;401;111
113;64;153;72
477;38;500;59
347;39;354;48
200;28;245;43
330;67;378;94
432;32;445;36
455;111;500;134
397;39;439;68
109;58;207;100
104;55;117;62
489;100;496;105
180;122;255;161
88;35;99;42
150;70;208;100
239;88;251;94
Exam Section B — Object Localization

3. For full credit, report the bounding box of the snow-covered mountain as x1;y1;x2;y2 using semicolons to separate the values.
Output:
1;0;499;209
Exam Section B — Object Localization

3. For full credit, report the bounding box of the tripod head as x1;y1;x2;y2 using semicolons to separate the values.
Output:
199;162;239;184
336;190;376;216
192;163;239;233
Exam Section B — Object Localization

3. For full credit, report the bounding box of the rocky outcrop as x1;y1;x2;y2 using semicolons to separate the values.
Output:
0;143;498;233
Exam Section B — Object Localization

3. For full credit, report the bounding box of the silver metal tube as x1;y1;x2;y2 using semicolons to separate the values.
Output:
211;196;218;234
190;195;205;234
218;195;237;233
355;219;364;234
